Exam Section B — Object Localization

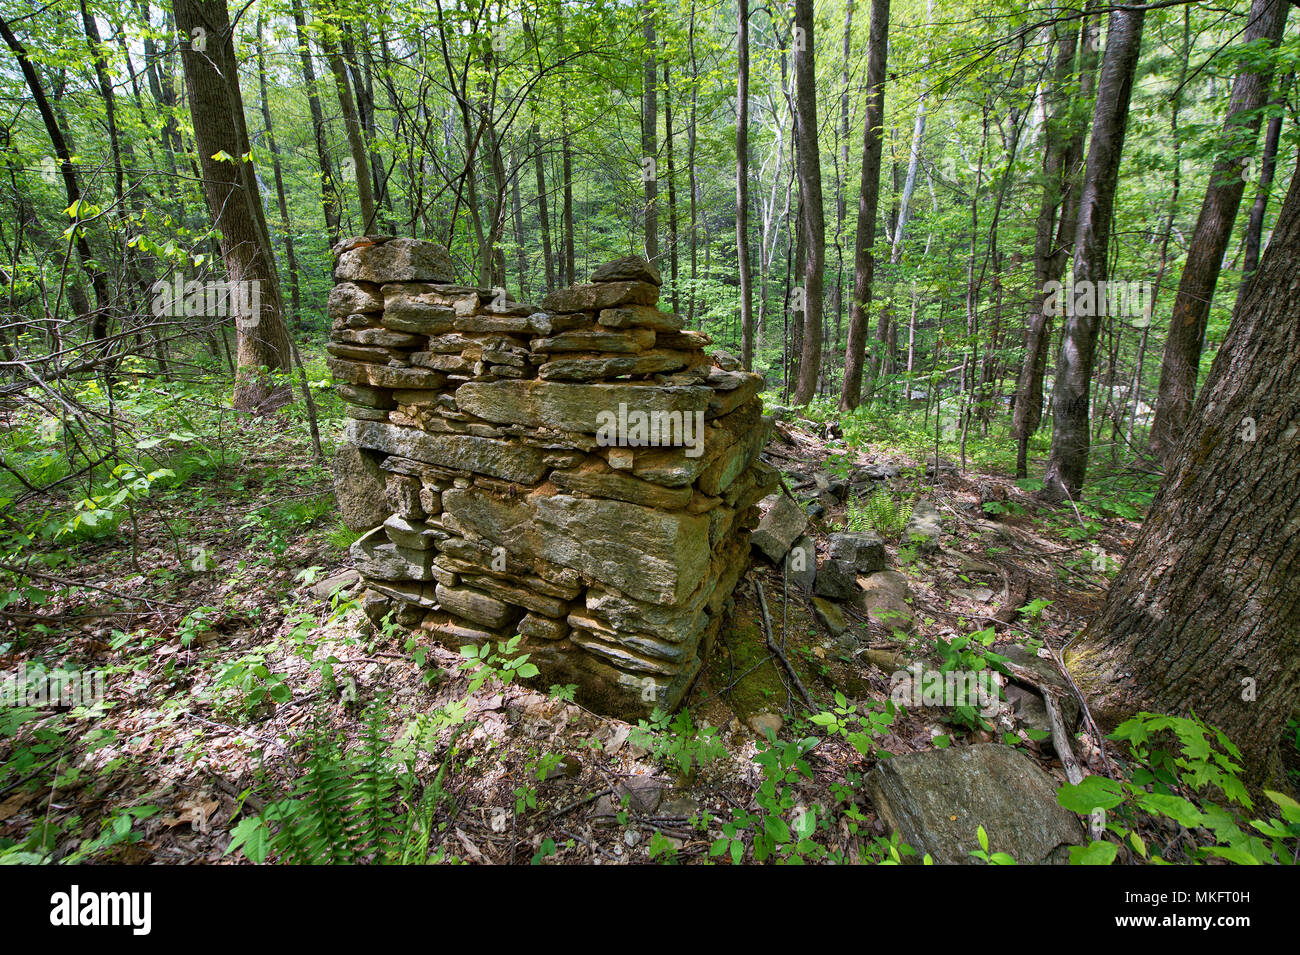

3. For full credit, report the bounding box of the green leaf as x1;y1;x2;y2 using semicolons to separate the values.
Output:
977;825;989;852
1057;775;1124;813
1069;840;1118;865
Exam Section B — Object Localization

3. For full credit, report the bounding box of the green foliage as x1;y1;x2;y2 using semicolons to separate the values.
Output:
1058;713;1300;865
809;692;896;757
847;488;915;542
226;699;449;865
629;708;726;778
458;635;540;694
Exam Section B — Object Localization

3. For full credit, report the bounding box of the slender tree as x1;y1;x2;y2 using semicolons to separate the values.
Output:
840;0;889;410
791;0;825;404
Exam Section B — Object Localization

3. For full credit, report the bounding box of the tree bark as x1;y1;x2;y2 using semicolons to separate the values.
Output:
791;0;825;405
1014;17;1081;477
737;0;754;369
1147;0;1289;467
840;0;889;410
320;13;377;233
1234;76;1289;311
174;0;293;413
289;0;342;239
257;16;302;328
532;122;556;290
1072;151;1300;783
642;0;659;264
1042;6;1145;501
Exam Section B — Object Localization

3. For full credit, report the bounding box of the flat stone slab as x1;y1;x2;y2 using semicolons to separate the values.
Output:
855;570;915;632
347;419;547;485
442;487;711;606
905;500;943;554
865;743;1084;864
828;531;887;573
750;494;807;562
455;379;712;434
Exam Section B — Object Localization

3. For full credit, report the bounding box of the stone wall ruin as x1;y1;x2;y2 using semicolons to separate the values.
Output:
328;237;775;719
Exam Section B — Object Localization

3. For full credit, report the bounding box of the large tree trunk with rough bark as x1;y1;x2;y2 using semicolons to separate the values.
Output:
174;0;293;413
1146;0;1289;467
1072;152;1300;783
791;0;825;405
839;0;889;410
1042;6;1144;501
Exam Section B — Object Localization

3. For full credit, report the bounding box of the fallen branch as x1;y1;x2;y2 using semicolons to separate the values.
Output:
754;579;815;709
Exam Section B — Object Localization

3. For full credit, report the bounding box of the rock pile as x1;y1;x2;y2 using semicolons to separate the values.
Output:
327;237;776;718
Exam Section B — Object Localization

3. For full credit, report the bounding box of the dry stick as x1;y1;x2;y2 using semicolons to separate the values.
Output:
754;579;815;709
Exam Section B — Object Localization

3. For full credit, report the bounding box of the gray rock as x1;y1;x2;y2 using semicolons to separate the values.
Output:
531;328;655;353
442;487;711;606
328;282;384;319
541;281;659;313
334;238;456;284
455;379;712;435
346;419;547;485
855;570;915;633
383;515;444;551
904;500;943;554
750;494;807;562
828;531;887;573
332;443;391;532
590;255;663;286
813;558;858;600
434;582;521;630
308;568;361;601
711;348;741;371
784;535;817;591
539;352;688;381
598;305;683;331
864;743;1083;864
811;596;850;637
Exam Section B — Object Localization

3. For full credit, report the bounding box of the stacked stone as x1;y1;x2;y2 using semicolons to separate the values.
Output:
328;237;776;719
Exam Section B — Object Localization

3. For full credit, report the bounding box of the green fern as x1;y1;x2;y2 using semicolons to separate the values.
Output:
848;489;915;542
227;698;451;864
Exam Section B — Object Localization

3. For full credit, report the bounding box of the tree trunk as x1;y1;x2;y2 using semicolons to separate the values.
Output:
562;106;576;285
1234;74;1289;309
257;16;302;328
642;0;659;264
1147;0;1289;467
320;18;377;233
289;0;341;239
839;0;889;410
1042;6;1145;501
532;122;556;291
791;0;825;406
174;0;293;413
737;0;754;369
1072;151;1300;783
664;63;679;315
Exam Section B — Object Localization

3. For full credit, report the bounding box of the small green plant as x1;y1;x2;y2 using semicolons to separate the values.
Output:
458;635;540;693
970;825;1017;864
849;488;914;541
629;708;726;778
809;692;896;756
226;698;450;864
213;653;291;716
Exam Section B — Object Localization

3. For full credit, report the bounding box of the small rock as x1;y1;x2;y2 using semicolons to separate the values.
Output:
813;559;858;600
784;534;817;591
903;500;943;554
828;531;887;573
308;568;360;601
951;587;995;603
811;596;850;637
747;712;783;738
623;829;642;847
750;494;808;563
855;570;915;633
617;775;664;814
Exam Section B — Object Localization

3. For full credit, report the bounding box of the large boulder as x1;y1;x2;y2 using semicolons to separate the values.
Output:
334;238;456;284
333;443;391;532
864;743;1084;864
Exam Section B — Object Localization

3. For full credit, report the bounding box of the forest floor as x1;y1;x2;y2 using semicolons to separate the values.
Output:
1;390;1162;864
